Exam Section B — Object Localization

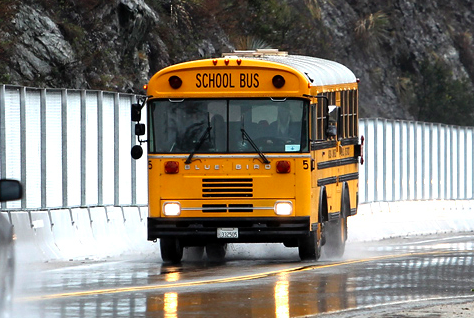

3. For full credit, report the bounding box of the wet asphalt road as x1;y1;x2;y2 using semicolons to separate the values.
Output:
11;233;474;318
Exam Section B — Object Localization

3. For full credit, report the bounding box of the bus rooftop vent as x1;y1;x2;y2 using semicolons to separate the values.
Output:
222;49;288;58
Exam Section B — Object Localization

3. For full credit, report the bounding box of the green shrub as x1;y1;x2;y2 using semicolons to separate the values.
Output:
234;36;270;50
355;11;390;48
410;58;474;126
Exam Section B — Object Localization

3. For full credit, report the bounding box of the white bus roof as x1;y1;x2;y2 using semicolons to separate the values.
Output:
223;49;357;87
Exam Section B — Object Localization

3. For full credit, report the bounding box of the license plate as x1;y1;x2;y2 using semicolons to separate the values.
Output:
217;228;238;239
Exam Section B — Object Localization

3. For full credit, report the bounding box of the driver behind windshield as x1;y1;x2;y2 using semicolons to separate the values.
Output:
270;105;298;141
173;106;210;151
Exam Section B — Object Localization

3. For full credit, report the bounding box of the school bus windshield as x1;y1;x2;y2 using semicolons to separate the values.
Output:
148;98;309;154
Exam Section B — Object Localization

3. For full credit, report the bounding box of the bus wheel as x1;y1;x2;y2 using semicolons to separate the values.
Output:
298;230;321;261
206;243;227;262
160;238;183;264
323;217;347;258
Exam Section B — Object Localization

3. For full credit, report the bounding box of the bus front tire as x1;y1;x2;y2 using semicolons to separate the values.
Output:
160;238;183;264
298;230;321;261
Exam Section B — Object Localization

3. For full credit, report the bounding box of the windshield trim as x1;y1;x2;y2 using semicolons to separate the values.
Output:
147;97;309;154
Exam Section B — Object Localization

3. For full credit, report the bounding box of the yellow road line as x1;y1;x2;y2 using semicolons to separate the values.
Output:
18;250;460;302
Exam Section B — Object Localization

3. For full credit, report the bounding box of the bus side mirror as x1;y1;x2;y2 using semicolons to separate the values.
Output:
326;124;337;137
0;179;23;202
131;103;142;122
326;105;338;138
131;145;143;160
135;123;145;136
131;99;147;160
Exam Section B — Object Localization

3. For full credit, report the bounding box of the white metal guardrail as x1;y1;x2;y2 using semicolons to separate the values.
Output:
2;84;474;261
0;84;148;211
2;85;474;210
359;119;474;203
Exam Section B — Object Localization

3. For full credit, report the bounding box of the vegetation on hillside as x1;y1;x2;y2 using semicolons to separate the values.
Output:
0;0;18;83
146;0;332;59
408;58;474;126
2;0;474;126
146;0;474;126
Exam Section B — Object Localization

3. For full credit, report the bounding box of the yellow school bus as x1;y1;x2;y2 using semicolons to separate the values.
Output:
131;49;362;263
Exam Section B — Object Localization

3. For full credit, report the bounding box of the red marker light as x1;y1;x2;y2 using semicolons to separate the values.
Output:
168;76;182;89
272;75;285;88
224;59;229;65
165;161;179;174
143;84;148;90
276;161;291;173
237;59;242;65
212;59;218;65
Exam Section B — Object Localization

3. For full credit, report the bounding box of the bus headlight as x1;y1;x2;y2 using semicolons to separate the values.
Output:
274;201;293;216
163;202;181;216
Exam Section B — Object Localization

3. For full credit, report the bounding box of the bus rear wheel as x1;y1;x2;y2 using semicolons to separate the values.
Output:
298;230;321;261
160;238;183;263
323;217;347;258
206;243;227;262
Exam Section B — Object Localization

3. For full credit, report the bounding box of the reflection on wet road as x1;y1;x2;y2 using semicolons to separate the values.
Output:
12;234;474;317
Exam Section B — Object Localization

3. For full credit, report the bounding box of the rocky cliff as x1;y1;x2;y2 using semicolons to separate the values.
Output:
1;0;474;122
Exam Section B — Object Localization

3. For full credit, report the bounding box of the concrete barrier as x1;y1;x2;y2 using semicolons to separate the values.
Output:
9;206;158;263
5;200;474;263
6;212;36;263
120;206;155;254
49;209;89;261
348;200;474;242
7;211;61;263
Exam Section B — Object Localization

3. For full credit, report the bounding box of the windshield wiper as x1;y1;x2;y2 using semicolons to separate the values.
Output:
185;114;212;164
240;126;270;164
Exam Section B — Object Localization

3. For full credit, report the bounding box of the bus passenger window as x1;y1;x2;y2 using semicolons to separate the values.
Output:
326;105;338;138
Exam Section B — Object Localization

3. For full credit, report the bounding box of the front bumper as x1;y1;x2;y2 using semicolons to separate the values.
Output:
148;216;310;245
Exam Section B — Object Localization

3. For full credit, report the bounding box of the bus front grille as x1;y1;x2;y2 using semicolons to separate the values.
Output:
202;204;254;212
202;178;253;198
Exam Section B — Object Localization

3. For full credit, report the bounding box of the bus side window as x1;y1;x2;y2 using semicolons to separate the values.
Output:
310;104;317;140
314;101;326;140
